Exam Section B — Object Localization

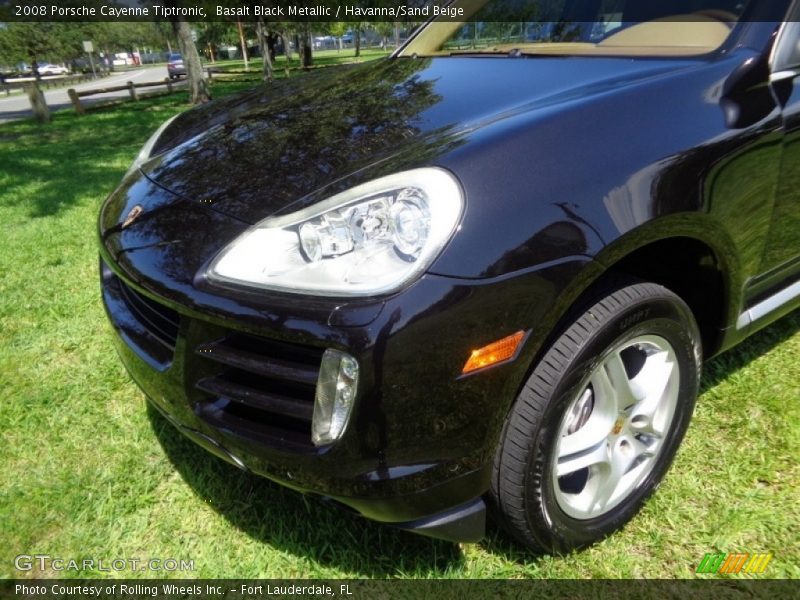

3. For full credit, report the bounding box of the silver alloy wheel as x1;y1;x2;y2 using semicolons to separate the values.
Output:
551;334;680;520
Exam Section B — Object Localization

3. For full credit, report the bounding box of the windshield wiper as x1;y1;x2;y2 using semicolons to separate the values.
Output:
445;48;564;58
442;48;525;57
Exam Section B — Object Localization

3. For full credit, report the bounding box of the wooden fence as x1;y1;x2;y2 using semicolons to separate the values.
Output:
67;77;184;115
2;73;103;96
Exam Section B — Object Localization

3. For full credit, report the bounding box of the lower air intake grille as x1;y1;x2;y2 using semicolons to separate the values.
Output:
118;280;180;351
194;333;323;450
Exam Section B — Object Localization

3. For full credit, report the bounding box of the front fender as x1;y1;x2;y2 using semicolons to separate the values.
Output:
428;50;781;287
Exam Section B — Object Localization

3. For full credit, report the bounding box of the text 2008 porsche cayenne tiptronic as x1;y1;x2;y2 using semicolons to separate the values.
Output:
99;0;800;551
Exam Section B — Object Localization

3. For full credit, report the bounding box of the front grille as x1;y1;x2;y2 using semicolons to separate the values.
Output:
101;257;181;367
194;333;323;450
118;279;180;352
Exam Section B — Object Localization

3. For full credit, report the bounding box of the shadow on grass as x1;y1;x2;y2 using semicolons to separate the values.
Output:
0;80;259;219
148;309;798;572
148;404;464;577
0;99;184;218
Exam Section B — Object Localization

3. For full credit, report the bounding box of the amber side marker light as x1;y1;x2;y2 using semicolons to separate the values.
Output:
462;330;527;375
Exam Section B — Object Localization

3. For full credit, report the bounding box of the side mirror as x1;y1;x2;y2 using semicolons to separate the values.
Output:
720;53;776;128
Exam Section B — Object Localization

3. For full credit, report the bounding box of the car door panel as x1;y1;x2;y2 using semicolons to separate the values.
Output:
759;17;800;286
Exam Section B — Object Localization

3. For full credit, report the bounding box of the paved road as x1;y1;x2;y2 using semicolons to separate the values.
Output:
0;65;173;123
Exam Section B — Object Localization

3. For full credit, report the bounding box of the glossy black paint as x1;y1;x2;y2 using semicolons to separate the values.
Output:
99;13;800;541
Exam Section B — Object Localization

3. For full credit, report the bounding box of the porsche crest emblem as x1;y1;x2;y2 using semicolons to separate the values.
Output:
121;205;143;229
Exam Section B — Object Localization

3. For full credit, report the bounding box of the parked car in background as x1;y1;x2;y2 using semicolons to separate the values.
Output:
36;63;69;76
167;54;185;79
99;0;800;552
70;56;107;75
314;36;336;49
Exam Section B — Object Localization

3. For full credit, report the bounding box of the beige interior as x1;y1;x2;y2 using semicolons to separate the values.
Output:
401;13;734;59
597;15;732;49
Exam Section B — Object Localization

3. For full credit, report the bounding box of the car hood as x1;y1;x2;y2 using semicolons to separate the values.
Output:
141;56;695;225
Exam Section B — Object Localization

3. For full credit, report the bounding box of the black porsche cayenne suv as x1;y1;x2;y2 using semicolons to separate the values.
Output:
99;0;800;552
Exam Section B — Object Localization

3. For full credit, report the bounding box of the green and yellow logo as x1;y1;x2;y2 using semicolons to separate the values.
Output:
696;553;772;574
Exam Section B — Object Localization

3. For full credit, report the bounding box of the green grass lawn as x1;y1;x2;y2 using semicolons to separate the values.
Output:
0;71;798;580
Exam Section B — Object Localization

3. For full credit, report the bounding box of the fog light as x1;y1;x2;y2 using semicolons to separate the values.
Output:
312;349;359;446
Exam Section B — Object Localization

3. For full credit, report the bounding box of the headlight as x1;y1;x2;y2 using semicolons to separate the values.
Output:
124;114;178;179
206;168;464;296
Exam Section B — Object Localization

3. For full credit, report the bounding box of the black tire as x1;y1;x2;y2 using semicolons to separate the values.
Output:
490;279;702;553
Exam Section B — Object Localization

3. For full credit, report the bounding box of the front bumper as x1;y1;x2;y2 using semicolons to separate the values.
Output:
98;176;594;542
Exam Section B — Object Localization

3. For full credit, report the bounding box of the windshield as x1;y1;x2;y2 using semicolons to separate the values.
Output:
400;0;749;58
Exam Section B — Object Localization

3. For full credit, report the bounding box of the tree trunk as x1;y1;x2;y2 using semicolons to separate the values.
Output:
172;19;210;104
307;24;314;67
355;28;361;58
30;52;41;80
298;35;306;69
237;19;249;70
256;17;273;83
26;83;50;123
394;22;400;48
207;42;216;63
300;24;312;69
281;32;292;77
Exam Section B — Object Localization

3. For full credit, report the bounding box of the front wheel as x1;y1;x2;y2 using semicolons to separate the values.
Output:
490;280;702;552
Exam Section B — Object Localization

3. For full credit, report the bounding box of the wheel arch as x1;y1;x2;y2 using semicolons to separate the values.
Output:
598;236;730;357
518;221;740;391
488;222;742;489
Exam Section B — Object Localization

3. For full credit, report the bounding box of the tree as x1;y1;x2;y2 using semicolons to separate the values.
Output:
87;22;170;69
198;22;236;63
298;23;312;68
0;20;176;70
0;23;76;123
171;19;210;104
328;20;364;57
236;19;249;70
373;22;394;49
26;84;50;124
256;17;273;83
354;24;363;58
329;22;348;53
152;21;177;55
0;22;76;76
267;22;295;77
